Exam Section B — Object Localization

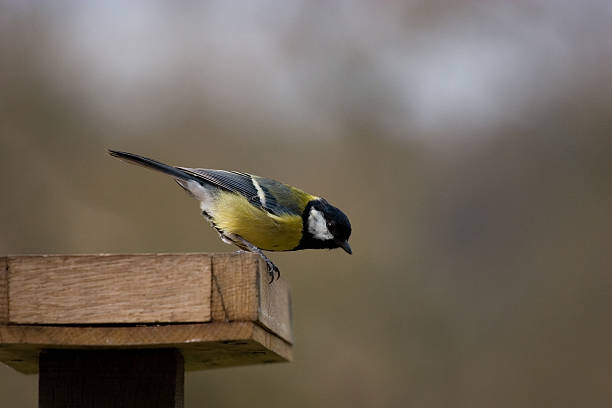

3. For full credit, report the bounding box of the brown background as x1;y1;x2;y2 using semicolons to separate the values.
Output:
1;1;610;407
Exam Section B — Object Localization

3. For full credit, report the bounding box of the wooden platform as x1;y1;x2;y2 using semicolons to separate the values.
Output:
0;253;292;374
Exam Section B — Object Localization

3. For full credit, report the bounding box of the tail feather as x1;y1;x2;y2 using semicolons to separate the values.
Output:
108;150;197;181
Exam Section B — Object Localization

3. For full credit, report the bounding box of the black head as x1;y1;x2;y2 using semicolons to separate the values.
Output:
298;198;352;253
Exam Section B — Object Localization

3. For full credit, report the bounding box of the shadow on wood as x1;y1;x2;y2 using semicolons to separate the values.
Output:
39;349;184;408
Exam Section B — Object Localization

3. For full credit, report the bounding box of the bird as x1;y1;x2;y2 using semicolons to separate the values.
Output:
108;150;352;282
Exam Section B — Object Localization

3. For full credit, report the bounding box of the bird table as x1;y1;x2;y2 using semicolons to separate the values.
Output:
0;252;293;408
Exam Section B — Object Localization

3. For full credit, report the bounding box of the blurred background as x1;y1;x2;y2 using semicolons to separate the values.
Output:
1;1;610;407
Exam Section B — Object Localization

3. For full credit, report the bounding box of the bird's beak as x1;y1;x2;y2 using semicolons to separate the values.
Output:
338;240;352;255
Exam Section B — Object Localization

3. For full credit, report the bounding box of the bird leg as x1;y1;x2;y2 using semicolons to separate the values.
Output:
226;234;280;283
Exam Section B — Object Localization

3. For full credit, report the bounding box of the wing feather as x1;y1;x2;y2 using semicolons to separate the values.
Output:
179;168;313;216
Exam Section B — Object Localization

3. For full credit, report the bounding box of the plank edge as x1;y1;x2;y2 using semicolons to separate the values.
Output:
0;257;7;324
0;321;292;374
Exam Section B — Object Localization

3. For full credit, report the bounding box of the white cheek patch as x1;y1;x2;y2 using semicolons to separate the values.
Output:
308;208;334;240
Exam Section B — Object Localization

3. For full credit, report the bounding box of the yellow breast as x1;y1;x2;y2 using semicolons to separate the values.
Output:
211;192;303;251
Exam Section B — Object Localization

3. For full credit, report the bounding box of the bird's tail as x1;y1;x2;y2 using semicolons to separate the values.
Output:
108;150;198;181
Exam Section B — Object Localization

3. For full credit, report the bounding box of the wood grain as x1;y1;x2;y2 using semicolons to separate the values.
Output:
257;257;293;344
0;252;293;375
211;253;259;321
0;322;291;374
211;253;293;343
0;257;6;324
5;254;212;324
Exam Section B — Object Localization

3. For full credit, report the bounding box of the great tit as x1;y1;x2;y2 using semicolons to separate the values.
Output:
108;150;352;281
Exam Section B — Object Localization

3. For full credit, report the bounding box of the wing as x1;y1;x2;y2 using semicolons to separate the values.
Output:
254;176;315;216
179;168;314;216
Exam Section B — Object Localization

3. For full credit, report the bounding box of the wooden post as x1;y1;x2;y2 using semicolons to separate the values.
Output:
39;349;184;408
0;253;293;408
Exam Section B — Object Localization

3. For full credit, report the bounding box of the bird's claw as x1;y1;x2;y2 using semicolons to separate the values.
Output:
226;234;280;284
266;260;280;284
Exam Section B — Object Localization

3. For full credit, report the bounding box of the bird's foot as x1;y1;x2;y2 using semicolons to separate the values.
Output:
263;258;280;284
229;234;280;284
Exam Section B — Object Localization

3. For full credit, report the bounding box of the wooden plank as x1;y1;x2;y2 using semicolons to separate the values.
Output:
0;345;39;374
0;257;7;324
211;253;259;321
180;323;291;370
6;254;212;324
0;252;293;375
211;253;293;343
257;259;293;344
39;349;184;408
0;322;291;374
